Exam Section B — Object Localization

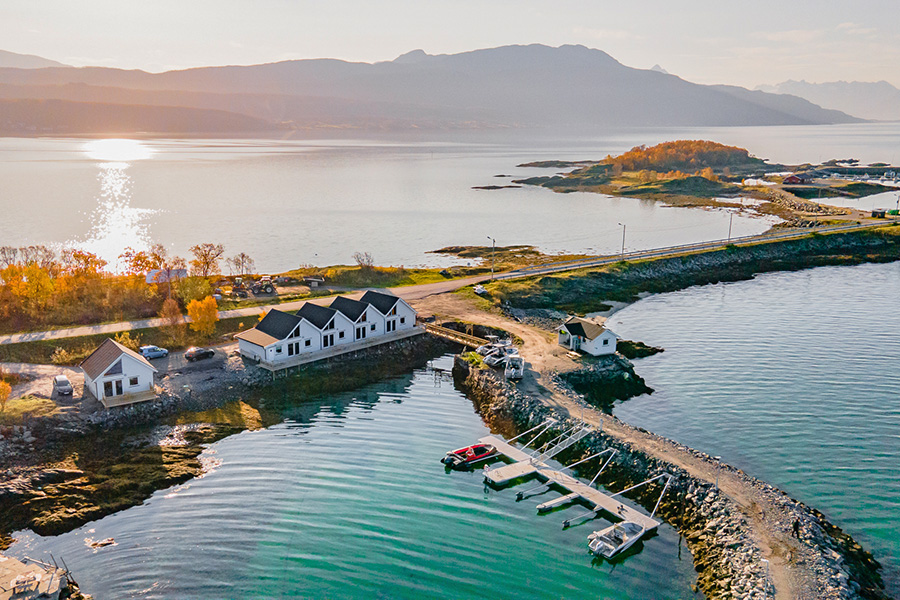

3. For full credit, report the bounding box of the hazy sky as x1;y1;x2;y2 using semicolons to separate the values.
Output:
4;0;899;87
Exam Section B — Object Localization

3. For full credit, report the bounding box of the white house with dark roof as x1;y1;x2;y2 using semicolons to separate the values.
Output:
80;338;158;408
557;316;619;356
359;290;416;334
235;291;420;369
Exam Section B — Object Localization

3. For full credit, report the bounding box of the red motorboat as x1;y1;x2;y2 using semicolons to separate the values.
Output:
441;443;497;469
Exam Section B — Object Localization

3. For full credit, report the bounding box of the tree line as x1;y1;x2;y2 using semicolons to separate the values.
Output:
0;242;255;334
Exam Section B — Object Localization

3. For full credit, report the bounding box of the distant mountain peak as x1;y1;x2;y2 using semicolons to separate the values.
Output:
651;64;669;74
0;49;68;69
393;49;430;64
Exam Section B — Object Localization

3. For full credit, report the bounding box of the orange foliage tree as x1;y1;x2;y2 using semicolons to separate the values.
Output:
187;296;219;337
601;140;759;172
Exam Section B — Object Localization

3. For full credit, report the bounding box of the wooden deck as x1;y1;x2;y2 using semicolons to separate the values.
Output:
101;388;158;409
0;555;66;600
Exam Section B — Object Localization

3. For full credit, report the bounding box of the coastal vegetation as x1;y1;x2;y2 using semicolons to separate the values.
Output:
479;225;900;314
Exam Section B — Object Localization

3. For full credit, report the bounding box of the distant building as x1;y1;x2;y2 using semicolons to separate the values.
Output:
80;338;158;408
783;174;811;185
145;268;188;284
235;291;420;370
557;317;619;356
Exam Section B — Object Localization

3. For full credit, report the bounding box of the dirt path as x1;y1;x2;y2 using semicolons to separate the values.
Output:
411;292;810;599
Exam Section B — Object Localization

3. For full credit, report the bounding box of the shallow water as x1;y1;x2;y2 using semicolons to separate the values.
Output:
10;356;698;599
609;261;900;595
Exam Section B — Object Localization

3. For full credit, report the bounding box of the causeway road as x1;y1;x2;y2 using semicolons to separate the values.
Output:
0;220;894;346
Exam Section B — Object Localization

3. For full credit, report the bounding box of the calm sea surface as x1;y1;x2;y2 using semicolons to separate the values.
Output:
609;262;900;595
2;123;899;272
9;355;698;599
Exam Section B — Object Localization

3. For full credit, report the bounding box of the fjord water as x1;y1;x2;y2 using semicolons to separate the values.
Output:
609;262;900;594
10;356;698;600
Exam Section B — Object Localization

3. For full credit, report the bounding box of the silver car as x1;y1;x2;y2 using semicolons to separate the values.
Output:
140;345;169;359
53;374;73;396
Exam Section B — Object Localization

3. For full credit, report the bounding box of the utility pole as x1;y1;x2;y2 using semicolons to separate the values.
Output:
617;223;626;261
728;212;734;241
487;236;496;281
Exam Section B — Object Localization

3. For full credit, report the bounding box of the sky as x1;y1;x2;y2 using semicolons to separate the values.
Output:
3;0;900;88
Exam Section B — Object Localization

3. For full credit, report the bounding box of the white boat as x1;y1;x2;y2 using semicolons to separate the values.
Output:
484;346;518;367
476;335;500;355
504;356;525;379
588;521;646;558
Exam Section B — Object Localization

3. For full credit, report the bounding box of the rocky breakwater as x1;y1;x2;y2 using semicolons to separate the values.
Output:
452;357;889;600
554;354;654;411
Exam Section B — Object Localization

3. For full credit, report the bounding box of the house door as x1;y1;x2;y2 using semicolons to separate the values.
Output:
104;380;124;397
572;336;581;350
356;326;366;340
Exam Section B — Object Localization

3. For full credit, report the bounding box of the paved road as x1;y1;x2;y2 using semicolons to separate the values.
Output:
0;220;893;346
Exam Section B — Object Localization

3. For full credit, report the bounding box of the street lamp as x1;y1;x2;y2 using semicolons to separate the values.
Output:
728;212;734;241
617;223;626;261
487;236;496;281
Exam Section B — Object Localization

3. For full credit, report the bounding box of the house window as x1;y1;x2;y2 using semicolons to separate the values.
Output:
400;317;405;324
371;324;376;331
305;339;311;347
275;345;283;354
324;319;334;330
603;339;609;346
339;331;345;339
389;306;397;316
107;359;123;376
129;377;139;386
359;312;366;322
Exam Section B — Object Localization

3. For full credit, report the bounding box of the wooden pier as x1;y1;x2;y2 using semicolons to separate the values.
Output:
423;324;489;348
480;433;661;531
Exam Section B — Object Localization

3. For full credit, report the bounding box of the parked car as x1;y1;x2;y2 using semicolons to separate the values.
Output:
140;345;169;359
184;347;215;362
52;374;73;396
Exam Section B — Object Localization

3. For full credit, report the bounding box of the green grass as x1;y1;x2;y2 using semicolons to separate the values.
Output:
280;265;466;289
618;175;738;197
0;315;252;365
0;396;59;425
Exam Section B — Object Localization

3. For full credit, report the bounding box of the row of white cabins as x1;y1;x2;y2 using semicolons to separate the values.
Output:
75;291;620;408
77;291;419;407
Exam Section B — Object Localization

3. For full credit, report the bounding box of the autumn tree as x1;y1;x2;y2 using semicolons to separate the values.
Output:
176;276;212;305
353;251;375;270
187;296;219;337
189;243;225;278
0;380;10;414
146;244;186;298
159;297;185;344
227;253;255;277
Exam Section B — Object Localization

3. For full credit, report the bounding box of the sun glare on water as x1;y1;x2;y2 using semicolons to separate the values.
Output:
83;138;153;163
72;139;158;271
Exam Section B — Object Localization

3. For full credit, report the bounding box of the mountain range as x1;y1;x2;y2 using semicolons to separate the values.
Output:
756;80;900;122
0;44;864;135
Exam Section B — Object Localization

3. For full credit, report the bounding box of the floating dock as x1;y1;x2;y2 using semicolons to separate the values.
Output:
479;426;661;531
0;555;68;600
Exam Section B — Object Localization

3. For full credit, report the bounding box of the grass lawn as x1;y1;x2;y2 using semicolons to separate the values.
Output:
0;315;253;366
0;396;59;425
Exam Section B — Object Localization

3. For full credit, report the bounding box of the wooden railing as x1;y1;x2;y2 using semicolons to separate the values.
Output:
423;323;489;348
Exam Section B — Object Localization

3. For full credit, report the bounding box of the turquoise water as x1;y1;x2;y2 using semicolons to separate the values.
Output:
609;261;900;595
10;356;698;599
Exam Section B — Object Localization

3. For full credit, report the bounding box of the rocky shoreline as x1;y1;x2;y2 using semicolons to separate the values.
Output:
452;356;889;600
0;334;457;549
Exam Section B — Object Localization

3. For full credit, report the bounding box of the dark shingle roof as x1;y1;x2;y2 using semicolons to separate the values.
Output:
80;338;156;380
561;317;607;340
256;309;302;340
297;302;336;330
359;290;399;315
330;296;369;322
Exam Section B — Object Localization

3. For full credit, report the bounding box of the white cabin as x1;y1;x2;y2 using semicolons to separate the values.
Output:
360;290;417;334
80;338;157;408
557;317;619;356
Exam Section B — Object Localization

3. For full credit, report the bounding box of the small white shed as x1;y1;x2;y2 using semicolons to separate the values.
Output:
557;317;619;356
80;338;158;408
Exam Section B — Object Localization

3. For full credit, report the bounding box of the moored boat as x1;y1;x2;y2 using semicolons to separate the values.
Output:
441;443;497;468
588;521;646;558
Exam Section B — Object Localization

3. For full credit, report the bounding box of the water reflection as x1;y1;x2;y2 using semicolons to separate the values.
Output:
74;139;157;271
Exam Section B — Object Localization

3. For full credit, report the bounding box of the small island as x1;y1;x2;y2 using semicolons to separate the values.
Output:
513;140;900;225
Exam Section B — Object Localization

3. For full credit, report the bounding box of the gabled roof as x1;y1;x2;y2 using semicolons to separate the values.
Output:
80;338;156;380
256;309;302;340
296;302;337;330
559;317;610;341
360;290;400;315
330;296;369;322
